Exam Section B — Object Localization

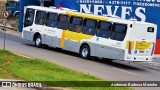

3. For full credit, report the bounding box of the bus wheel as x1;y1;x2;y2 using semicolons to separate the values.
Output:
35;35;42;48
80;45;90;59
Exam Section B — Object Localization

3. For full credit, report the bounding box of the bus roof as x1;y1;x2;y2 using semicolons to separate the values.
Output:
26;6;66;14
107;17;156;26
66;11;108;21
26;6;156;26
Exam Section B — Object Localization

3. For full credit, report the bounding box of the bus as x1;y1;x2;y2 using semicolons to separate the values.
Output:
22;6;157;62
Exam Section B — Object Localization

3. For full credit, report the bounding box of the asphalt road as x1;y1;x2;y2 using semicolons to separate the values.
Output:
0;30;160;90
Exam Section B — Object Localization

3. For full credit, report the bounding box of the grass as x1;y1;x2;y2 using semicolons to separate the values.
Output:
0;69;9;78
0;49;134;90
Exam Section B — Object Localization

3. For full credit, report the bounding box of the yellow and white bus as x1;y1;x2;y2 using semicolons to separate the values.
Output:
22;6;157;61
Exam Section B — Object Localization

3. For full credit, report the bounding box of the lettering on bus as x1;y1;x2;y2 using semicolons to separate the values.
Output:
80;5;146;21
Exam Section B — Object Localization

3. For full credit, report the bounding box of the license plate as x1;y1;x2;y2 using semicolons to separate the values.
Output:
139;51;144;53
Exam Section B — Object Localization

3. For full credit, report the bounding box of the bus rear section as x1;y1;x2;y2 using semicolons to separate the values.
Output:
124;22;157;61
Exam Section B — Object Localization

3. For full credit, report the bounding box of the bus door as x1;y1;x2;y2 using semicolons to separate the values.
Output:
23;8;35;41
34;10;47;44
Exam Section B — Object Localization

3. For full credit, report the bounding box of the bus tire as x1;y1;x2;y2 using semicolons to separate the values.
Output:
35;35;42;48
80;45;90;59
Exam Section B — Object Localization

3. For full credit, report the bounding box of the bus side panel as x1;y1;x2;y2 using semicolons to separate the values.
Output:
62;30;79;52
44;35;53;46
62;39;79;53
23;26;35;42
79;38;125;60
95;43;125;60
23;30;31;41
44;28;63;48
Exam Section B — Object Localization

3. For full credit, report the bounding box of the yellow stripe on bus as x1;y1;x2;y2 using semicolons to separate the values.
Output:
60;30;66;47
65;30;93;41
77;33;93;41
66;11;108;21
65;30;78;41
60;30;93;47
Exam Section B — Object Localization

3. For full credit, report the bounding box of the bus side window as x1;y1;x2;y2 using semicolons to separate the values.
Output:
82;19;97;35
45;13;58;28
24;9;35;27
57;14;70;30
110;23;127;41
69;16;83;33
35;11;46;25
96;21;112;38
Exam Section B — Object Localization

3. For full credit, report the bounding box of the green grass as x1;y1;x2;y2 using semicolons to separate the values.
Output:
0;69;9;78
0;49;134;90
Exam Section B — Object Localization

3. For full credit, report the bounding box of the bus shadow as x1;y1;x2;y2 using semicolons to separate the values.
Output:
26;43;146;71
25;43;80;57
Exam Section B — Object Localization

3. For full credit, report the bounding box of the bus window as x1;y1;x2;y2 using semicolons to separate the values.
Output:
82;19;97;35
57;14;70;30
35;11;46;25
147;27;154;33
96;21;112;38
24;9;35;27
110;23;127;41
69;16;83;32
46;13;58;28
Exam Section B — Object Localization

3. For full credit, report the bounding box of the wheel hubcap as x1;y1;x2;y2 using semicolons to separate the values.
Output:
82;48;88;57
36;38;41;46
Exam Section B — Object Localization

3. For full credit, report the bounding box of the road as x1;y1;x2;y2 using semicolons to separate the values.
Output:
0;30;160;90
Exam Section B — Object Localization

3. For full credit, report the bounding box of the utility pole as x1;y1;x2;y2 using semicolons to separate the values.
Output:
2;10;9;50
3;19;7;50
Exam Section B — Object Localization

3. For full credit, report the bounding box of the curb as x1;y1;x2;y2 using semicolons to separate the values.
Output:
12;51;34;59
143;65;160;71
37;87;73;90
0;28;21;36
135;61;160;71
0;52;73;90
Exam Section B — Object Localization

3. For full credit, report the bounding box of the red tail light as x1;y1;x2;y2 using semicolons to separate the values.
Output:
151;43;155;55
128;41;132;54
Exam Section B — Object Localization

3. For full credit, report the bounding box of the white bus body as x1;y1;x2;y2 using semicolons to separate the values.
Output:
22;6;157;62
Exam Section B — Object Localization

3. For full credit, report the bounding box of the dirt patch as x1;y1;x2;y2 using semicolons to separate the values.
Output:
0;1;18;31
0;18;19;31
0;1;6;19
8;18;19;31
